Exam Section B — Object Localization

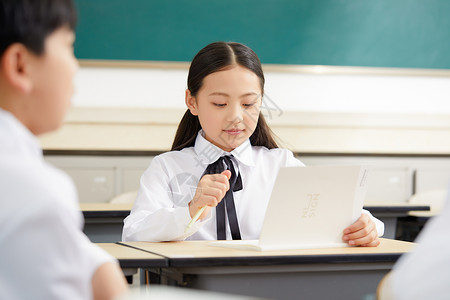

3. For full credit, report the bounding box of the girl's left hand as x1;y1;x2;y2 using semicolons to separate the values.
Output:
342;214;380;247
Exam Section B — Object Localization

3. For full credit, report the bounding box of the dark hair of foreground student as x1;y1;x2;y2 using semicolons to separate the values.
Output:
0;0;77;56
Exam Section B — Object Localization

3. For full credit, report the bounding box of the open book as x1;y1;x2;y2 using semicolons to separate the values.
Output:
209;165;369;251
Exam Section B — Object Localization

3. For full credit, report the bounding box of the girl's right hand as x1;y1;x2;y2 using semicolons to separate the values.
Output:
188;170;231;219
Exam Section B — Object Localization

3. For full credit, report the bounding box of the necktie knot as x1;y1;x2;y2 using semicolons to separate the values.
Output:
204;156;242;192
202;155;242;240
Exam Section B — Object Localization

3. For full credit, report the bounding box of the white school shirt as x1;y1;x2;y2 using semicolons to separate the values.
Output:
122;130;384;242
387;193;450;299
0;109;116;300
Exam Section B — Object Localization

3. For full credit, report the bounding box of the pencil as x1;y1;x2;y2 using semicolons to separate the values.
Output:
184;206;207;233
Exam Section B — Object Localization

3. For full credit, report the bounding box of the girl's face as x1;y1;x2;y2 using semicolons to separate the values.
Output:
186;65;262;152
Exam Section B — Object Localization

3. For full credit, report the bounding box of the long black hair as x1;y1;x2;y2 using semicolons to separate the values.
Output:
171;42;278;151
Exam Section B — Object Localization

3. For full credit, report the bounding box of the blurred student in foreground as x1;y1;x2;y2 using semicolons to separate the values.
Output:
377;191;450;299
0;0;128;299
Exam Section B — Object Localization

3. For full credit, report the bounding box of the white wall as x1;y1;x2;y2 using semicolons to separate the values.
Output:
73;66;450;114
73;67;188;108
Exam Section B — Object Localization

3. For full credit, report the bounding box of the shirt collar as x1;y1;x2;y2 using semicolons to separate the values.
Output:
193;130;255;167
0;108;43;159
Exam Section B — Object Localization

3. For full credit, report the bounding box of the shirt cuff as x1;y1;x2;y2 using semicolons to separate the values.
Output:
173;206;212;240
362;208;385;237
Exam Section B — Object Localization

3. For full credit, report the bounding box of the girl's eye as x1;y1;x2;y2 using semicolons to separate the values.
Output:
243;103;256;108
213;103;226;107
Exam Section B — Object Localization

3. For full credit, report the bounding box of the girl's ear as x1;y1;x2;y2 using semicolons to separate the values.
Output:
1;44;33;93
185;89;199;116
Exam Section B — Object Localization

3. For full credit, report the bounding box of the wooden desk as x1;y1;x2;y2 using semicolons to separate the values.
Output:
80;203;133;217
119;238;414;300
96;242;167;284
80;203;132;242
96;243;166;269
364;202;430;239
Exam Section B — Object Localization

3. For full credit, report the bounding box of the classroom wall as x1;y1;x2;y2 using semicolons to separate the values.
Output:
71;0;450;113
72;65;450;114
44;153;450;203
41;0;450;206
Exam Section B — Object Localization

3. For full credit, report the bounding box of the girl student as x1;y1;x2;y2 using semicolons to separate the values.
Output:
122;42;384;246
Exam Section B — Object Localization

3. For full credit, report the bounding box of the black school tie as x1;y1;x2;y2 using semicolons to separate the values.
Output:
202;155;243;240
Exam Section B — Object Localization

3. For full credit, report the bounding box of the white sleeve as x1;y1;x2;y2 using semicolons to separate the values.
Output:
283;149;305;167
79;234;118;273
361;208;385;237
388;195;450;299
2;198;115;300
122;156;206;242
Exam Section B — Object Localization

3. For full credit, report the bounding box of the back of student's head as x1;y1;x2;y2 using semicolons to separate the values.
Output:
0;0;77;57
172;41;278;151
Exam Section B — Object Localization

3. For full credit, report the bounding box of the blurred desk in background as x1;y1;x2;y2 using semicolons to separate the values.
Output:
81;203;132;242
364;202;430;239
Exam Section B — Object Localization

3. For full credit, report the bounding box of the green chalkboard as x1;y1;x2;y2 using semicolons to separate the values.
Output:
74;0;450;69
